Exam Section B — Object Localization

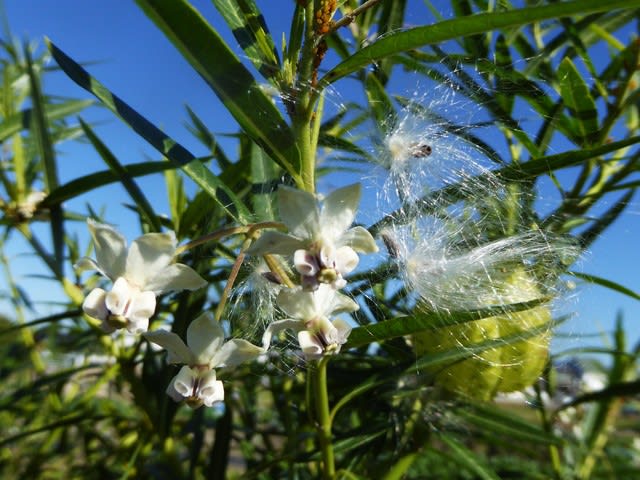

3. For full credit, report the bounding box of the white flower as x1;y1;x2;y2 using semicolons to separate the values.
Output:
75;219;207;334
248;184;378;290
262;284;358;360
145;312;263;408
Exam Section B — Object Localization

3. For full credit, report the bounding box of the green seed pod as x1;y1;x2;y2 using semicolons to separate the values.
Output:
413;267;551;400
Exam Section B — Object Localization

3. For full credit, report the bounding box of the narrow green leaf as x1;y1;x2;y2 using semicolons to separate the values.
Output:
135;0;300;179
493;34;514;114
374;0;408;84
439;433;501;480
557;57;599;146
569;271;640;301
320;0;640;88
578;189;634;247
0;99;93;143
410;319;553;373
345;299;547;349
178;189;216;238
365;73;395;134
164;159;186;233
382;453;417;480
43;161;176;207
250;141;279;222
25;46;64;277
559;379;640;410
48;40;251;223
455;403;562;446
184;105;232;170
210;0;281;80
79;119;162;232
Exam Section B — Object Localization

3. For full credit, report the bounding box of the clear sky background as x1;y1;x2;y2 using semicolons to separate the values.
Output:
2;1;639;358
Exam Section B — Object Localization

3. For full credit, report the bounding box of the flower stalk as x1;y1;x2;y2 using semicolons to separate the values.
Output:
313;356;335;480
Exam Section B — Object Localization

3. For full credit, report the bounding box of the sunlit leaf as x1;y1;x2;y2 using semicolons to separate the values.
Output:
135;0;300;179
557;57;599;146
48;40;251;222
320;0;640;88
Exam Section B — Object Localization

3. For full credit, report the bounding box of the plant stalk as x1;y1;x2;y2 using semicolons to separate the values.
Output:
313;356;335;479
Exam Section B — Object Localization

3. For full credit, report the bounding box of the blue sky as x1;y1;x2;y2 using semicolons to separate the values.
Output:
2;1;639;356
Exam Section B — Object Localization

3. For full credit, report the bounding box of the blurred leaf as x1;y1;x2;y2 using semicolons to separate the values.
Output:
250;141;279;222
25;46;64;277
320;0;640;87
578;189;635;247
0;99;92;143
164;158;186;233
44;161;175;207
455;403;562;446
569;271;640;301
211;0;281;80
135;0;300;179
557;57;599;146
48;40;251;223
345;299;547;349
80;119;161;232
561;379;640;411
365;73;395;134
438;433;501;480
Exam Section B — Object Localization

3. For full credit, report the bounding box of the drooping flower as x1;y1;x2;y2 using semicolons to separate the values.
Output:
144;312;263;408
262;284;358;360
248;183;378;290
75;219;207;334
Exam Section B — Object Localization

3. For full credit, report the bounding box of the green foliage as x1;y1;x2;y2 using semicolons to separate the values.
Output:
1;1;639;479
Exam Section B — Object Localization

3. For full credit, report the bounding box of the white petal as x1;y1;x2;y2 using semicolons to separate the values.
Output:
331;317;352;344
247;231;306;255
198;370;224;406
130;290;156;319
166;379;186;403
262;319;303;350
338;226;379;253
82;288;108;320
171;366;197;398
319;184;360;240
277;186;320;238
334;246;359;275
144;263;207;294
294;249;319;276
144;329;195;364
323;286;359;315
331;277;347;290
125;231;177;288
210;339;263;368
297;330;323;360
74;257;102;275
277;288;317;320
105;277;134;316
316;316;340;344
87;219;127;280
126;316;149;334
186;312;225;364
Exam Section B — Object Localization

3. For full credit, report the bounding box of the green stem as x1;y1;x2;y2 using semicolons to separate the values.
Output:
291;1;318;193
313;356;335;479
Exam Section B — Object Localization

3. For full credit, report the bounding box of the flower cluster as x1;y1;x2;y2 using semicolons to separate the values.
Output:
76;219;263;409
248;184;378;291
75;219;207;333
75;183;377;407
145;313;263;408
248;183;378;358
